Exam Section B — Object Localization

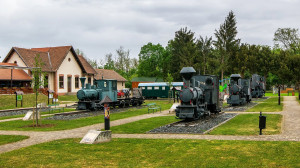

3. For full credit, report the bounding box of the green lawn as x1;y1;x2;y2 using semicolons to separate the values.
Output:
0;138;299;168
110;116;179;134
0;135;29;145
0;94;49;110
247;97;283;112
57;95;78;102
0;100;173;131
209;114;282;135
265;91;299;97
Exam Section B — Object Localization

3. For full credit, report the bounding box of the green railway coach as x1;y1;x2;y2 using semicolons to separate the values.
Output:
138;82;183;99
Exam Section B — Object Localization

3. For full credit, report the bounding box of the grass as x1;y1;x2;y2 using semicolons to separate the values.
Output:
57;95;78;102
0;108;76;120
0;94;49;110
265;90;299;97
0;138;299;168
209;114;282;135
110;116;179;134
247;97;283;112
0;100;173;131
0;135;29;145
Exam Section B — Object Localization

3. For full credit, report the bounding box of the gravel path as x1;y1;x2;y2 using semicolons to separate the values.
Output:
0;96;299;154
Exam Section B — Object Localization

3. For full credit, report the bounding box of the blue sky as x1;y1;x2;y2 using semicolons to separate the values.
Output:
0;0;299;64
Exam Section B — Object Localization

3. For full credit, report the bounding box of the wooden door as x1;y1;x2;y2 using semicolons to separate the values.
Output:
68;77;71;92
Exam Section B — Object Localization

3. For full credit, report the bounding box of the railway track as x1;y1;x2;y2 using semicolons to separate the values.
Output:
148;112;237;134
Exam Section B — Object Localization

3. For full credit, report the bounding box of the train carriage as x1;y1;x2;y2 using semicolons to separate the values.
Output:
138;82;184;99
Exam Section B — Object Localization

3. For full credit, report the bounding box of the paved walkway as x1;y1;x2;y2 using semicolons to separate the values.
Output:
0;96;299;154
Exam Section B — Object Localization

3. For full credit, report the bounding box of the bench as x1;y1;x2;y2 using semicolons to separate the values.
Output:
48;104;64;113
147;103;161;114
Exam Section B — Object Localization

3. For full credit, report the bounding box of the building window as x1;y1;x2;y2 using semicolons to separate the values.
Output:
75;76;79;88
59;75;64;89
88;77;91;84
68;58;71;62
14;61;17;64
122;82;123;86
44;75;48;88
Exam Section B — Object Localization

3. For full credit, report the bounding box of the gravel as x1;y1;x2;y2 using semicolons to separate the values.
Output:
222;102;258;112
148;113;237;134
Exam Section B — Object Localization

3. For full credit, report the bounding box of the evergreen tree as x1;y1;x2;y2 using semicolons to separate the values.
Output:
214;11;240;85
169;27;197;81
196;36;213;75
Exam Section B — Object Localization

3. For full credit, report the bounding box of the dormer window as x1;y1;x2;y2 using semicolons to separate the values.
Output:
68;58;71;62
14;61;17;64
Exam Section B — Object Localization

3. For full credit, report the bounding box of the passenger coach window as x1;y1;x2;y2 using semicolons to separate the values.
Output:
147;87;152;90
104;82;107;87
142;87;145;90
162;87;165;90
154;87;159;90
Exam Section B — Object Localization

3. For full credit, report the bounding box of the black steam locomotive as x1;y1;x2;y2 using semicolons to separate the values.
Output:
175;67;221;120
251;74;265;98
227;74;252;106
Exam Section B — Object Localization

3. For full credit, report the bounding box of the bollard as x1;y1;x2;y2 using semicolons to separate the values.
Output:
278;87;281;105
259;112;266;135
104;103;110;130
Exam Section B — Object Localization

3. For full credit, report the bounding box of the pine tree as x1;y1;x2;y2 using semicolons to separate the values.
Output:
214;11;240;85
169;27;197;81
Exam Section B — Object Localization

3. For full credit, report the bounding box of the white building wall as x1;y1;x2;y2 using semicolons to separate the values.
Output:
117;81;126;90
56;51;82;93
7;52;29;74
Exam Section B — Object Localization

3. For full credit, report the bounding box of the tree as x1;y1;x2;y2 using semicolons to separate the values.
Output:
137;42;165;78
273;28;300;52
115;46;130;73
169;27;197;81
104;53;115;70
214;11;240;85
31;54;46;126
196;36;213;74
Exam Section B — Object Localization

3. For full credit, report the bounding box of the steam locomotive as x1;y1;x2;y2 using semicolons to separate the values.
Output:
175;67;221;120
77;77;144;110
227;74;252;106
251;74;265;98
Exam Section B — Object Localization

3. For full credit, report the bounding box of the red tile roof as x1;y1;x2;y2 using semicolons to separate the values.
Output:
78;55;97;74
94;69;127;82
3;46;96;74
0;63;32;81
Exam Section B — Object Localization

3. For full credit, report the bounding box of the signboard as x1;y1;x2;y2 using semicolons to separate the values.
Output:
23;111;33;121
80;130;112;144
80;130;101;144
49;93;53;99
17;95;23;101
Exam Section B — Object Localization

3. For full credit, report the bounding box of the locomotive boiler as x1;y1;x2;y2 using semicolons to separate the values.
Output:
227;74;251;105
175;67;221;120
77;77;144;110
251;74;265;98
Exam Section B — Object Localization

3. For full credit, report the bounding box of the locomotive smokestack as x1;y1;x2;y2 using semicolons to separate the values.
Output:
180;67;196;81
80;77;86;89
180;67;196;87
